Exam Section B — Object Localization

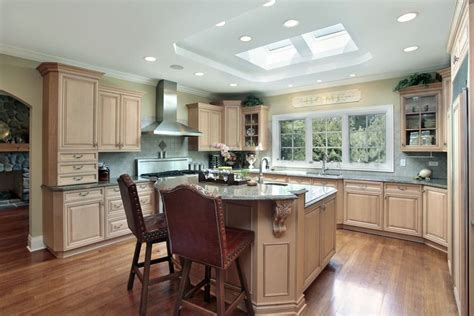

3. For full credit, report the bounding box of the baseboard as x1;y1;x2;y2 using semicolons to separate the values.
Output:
27;234;46;252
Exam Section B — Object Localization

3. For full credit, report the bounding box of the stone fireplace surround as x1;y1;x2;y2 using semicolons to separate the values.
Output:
0;153;29;209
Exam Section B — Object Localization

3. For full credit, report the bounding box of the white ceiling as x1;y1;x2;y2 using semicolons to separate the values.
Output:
0;0;455;96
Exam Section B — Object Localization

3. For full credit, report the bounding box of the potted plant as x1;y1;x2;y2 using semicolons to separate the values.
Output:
242;95;264;107
393;72;442;92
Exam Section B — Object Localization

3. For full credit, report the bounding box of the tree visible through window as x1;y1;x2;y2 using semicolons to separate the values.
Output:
312;117;342;162
280;119;305;161
349;114;386;163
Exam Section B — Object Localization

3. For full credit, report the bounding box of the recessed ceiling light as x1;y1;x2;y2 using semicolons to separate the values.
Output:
216;21;226;27
317;79;322;83
194;72;204;76
263;0;276;7
229;83;238;87
240;35;252;42
350;74;356;77
397;12;418;23
288;84;293;87
403;45;419;52
169;64;184;70
144;56;156;62
283;19;299;28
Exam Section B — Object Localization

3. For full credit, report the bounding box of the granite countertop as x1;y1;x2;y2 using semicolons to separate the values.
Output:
155;177;337;207
42;176;154;192
246;169;447;189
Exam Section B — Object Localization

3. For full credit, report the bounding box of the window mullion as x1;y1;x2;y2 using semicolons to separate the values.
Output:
342;114;349;164
305;117;313;164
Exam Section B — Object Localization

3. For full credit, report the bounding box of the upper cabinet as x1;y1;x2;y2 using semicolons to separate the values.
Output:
220;101;242;150
450;7;468;78
98;86;143;152
242;105;269;151
38;63;104;186
400;83;444;152
187;103;223;151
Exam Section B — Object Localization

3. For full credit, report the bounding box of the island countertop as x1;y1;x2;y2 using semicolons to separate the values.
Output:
155;177;337;207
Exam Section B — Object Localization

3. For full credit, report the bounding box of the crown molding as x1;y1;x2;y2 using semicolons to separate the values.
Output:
0;43;217;99
260;63;450;97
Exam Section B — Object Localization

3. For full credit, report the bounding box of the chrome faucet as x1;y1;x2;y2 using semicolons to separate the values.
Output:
321;153;329;175
258;157;270;184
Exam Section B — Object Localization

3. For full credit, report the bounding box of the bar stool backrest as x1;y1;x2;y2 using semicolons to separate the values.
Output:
160;184;227;268
118;174;146;242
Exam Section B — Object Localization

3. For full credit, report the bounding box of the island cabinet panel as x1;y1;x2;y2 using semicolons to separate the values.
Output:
98;87;143;152
383;184;422;236
288;176;312;185
320;197;336;264
187;103;223;151
343;180;384;230
65;198;104;250
303;204;321;289
263;174;288;183
423;187;448;246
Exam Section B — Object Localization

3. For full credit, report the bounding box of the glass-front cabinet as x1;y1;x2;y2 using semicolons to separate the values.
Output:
242;105;269;151
400;83;444;152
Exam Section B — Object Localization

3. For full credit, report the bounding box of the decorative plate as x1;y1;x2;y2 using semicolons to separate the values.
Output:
246;127;255;136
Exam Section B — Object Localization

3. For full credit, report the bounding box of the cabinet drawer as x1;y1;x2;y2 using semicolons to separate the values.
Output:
138;194;153;207
264;174;288;183
344;180;383;193
59;152;98;162
106;185;121;197
312;178;338;188
385;183;421;195
58;162;97;175
58;173;98;186
106;197;125;218
288;176;312;184
106;217;131;239
137;182;155;192
64;188;104;202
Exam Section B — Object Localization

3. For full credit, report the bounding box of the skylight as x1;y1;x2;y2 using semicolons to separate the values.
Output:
236;23;358;70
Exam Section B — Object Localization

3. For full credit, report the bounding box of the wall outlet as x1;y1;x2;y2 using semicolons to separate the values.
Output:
400;159;406;167
428;161;439;167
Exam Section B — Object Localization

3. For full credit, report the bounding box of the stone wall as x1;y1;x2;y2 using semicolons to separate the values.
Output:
0;95;30;143
0;153;29;201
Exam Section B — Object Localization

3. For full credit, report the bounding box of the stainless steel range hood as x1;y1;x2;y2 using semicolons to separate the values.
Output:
142;80;202;136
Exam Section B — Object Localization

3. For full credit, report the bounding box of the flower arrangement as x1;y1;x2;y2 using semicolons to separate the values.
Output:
213;143;237;162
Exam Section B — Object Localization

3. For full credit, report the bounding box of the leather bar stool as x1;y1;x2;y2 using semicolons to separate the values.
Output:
160;184;255;316
118;174;180;316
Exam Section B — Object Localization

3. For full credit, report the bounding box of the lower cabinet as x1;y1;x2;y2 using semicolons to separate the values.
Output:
343;181;384;230
43;182;156;255
384;184;423;236
423;187;448;246
303;196;336;289
65;197;104;250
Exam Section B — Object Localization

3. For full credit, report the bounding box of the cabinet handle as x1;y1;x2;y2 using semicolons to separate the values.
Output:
73;154;83;159
73;165;83;170
73;176;83;181
401;144;406;147
79;191;89;197
453;55;459;65
398;186;407;191
114;187;120;192
93;142;98;148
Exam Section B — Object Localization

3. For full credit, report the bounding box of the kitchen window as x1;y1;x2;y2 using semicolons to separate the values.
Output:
272;105;394;172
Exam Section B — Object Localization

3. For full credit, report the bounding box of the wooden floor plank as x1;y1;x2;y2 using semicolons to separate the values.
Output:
0;210;458;315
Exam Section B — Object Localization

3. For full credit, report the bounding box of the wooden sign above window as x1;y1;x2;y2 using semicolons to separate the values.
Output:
292;89;362;108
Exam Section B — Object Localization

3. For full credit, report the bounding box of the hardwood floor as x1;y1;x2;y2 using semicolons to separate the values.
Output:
0;211;458;315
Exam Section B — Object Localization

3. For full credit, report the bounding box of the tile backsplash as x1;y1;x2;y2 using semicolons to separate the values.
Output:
99;135;209;178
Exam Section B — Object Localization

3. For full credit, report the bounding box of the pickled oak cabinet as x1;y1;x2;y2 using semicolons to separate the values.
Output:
187;103;223;151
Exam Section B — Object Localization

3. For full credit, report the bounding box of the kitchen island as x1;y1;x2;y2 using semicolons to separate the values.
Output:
156;178;337;315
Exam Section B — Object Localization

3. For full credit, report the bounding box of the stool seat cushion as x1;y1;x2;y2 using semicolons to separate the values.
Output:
224;227;254;269
143;214;169;242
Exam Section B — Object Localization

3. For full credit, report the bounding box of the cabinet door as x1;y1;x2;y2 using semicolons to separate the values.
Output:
423;187;448;246
60;74;98;150
198;109;211;150
320;198;336;264
121;95;141;151
224;105;241;150
98;91;120;151
303;204;321;288
65;199;104;250
384;193;422;236
209;110;222;148
344;190;383;230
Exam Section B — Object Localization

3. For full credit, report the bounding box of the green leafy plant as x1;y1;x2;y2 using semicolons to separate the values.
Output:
393;72;442;92
242;95;264;107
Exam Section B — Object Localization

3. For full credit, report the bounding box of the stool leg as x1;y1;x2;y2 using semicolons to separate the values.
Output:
128;240;142;290
174;259;192;316
236;257;254;316
166;239;175;273
204;265;211;303
139;242;153;316
215;269;226;316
